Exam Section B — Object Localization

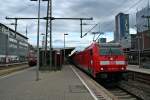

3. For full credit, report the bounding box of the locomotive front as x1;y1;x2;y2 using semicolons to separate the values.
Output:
94;43;127;80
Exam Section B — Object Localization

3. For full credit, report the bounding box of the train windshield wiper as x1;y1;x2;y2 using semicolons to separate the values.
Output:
108;48;112;55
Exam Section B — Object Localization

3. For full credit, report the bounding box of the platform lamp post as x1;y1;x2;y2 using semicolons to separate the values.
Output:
30;0;41;81
64;33;68;64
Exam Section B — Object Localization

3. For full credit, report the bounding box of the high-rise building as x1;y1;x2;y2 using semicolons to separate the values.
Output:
115;13;129;42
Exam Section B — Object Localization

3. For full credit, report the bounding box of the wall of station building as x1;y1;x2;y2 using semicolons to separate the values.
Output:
138;31;150;49
0;24;28;64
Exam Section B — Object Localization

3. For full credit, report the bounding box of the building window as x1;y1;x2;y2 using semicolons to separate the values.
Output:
9;32;15;37
9;38;17;44
0;26;2;32
19;42;28;47
9;43;17;48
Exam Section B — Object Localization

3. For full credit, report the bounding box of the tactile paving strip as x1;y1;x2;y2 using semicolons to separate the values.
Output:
69;85;88;93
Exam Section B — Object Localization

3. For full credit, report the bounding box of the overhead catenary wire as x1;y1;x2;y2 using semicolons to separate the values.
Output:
95;32;104;42
100;0;145;33
124;0;144;13
82;24;98;37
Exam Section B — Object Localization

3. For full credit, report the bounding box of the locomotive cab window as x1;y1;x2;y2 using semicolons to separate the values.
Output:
100;47;123;55
111;48;123;55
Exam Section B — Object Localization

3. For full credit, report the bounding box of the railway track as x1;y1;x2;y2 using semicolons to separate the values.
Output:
98;81;140;100
71;65;139;100
94;77;150;100
118;80;150;100
0;64;29;76
71;65;150;100
109;87;138;100
128;71;150;85
99;79;150;100
71;65;117;100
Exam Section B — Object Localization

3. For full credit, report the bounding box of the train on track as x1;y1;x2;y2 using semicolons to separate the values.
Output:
70;42;127;81
27;50;37;66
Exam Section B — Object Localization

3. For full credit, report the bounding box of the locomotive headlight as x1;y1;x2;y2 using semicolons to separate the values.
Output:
110;57;113;61
116;61;125;65
91;60;93;64
121;67;124;70
100;67;104;71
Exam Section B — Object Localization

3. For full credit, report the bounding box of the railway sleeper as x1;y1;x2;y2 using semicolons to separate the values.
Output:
116;95;135;99
118;81;150;100
124;80;150;95
111;92;128;96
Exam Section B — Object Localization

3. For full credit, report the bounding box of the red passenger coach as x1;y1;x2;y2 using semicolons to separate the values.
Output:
70;42;127;80
27;50;37;66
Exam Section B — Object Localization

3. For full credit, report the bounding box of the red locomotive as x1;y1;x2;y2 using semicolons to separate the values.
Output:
70;42;127;80
27;50;37;66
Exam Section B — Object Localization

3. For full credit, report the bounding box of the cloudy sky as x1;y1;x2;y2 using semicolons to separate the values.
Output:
0;0;148;48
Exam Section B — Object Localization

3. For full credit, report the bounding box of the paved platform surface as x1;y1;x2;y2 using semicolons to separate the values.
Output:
128;65;150;74
0;65;94;100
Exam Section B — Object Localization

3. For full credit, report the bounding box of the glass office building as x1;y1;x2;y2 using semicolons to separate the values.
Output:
0;23;28;64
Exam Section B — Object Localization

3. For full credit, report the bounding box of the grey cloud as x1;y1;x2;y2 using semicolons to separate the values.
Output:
52;0;129;32
52;0;147;32
0;0;148;46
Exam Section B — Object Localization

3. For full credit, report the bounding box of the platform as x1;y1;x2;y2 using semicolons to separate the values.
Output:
127;65;150;75
0;65;94;100
0;62;27;67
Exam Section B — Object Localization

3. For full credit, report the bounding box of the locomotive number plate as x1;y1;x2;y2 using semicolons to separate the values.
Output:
110;61;116;65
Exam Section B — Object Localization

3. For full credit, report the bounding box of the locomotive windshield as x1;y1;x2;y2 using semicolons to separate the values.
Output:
100;47;123;55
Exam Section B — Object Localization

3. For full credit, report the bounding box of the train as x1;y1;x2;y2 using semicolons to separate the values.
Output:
27;50;37;66
70;42;127;81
